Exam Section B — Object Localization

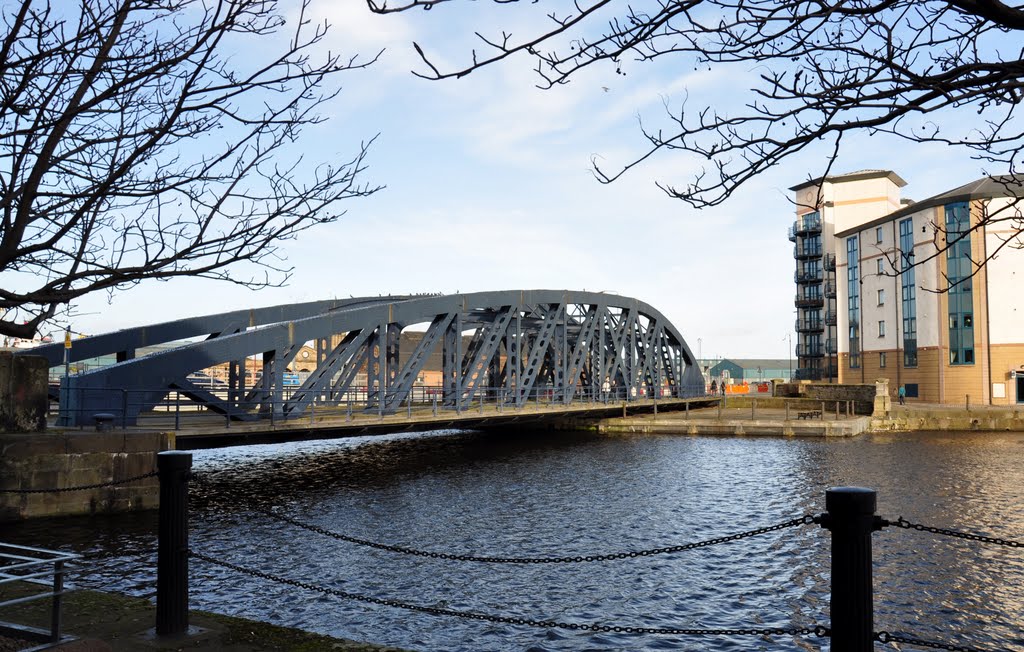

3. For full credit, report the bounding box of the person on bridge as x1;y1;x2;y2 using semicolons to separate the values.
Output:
898;384;906;405
710;379;717;394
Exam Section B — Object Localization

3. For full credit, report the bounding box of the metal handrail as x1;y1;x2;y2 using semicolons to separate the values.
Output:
49;383;711;431
0;542;79;646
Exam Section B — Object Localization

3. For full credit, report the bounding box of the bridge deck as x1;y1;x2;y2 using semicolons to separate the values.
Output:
67;398;714;450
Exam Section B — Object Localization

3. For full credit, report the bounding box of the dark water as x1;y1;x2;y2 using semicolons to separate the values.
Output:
6;429;1024;651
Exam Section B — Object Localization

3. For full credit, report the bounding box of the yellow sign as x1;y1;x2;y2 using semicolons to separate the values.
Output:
64;332;72;349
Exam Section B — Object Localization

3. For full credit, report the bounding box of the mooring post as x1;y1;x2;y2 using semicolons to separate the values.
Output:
822;487;879;652
157;451;192;637
821;401;826;420
751;399;756;420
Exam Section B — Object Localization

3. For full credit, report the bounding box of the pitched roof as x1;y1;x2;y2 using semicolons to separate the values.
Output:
711;358;792;370
789;169;907;192
835;175;1024;237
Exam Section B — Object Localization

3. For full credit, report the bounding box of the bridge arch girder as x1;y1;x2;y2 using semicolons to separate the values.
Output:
50;291;704;425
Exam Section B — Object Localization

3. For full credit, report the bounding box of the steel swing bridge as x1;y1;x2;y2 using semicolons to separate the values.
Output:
24;290;705;428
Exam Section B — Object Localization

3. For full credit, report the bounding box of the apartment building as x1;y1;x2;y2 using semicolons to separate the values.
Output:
790;172;1024;404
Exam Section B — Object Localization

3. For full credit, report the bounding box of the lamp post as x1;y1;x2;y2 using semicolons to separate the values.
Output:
786;332;793;380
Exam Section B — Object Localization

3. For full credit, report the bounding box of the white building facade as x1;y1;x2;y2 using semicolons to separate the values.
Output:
791;173;1024;405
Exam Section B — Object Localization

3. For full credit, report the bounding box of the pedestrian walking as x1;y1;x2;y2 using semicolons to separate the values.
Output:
898;384;906;405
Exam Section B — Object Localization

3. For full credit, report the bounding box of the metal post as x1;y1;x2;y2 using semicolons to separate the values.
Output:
786;401;790;421
157;451;192;637
751;399;756;420
347;399;352;422
835;401;840;420
685;400;689;417
174;393;180;430
717;399;722;419
821;401;826;420
653;400;658;417
408;396;412;418
50;560;64;643
822;487;879;652
432;395;437;417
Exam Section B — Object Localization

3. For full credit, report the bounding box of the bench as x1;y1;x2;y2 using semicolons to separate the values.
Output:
797;410;822;420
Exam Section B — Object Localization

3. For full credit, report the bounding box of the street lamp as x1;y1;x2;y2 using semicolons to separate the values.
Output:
785;332;793;379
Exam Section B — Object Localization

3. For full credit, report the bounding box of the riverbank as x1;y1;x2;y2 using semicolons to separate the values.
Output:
0;581;409;652
593;397;1024;436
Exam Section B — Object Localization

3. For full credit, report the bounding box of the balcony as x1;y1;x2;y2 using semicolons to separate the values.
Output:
794;242;823;259
796;319;824;332
824;253;836;271
826;338;838;354
788;226;797;242
795;269;823;284
824;281;836;298
796;343;824;357
793;214;822;236
795;292;824;308
825;312;837;326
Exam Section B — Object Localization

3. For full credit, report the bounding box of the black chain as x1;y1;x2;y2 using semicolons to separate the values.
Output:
191;549;828;638
255;508;817;564
875;630;993;651
888;517;1023;549
0;470;158;493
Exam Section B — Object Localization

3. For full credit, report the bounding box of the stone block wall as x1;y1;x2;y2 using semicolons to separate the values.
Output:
774;382;877;415
0;353;49;432
0;431;172;521
802;383;877;415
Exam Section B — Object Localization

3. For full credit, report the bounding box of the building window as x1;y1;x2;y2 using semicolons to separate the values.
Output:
876;226;883;244
945;201;974;365
899;218;917;367
878;320;886;337
847;236;860;369
879;352;886;368
877;258;884;275
877;289;885;306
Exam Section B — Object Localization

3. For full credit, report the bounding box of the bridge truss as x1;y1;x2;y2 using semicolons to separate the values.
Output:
22;291;705;426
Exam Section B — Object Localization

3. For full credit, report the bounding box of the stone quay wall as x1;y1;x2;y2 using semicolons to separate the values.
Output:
0;431;172;521
0;352;48;433
774;382;877;415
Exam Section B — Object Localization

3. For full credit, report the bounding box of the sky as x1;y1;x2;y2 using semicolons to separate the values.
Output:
56;0;997;361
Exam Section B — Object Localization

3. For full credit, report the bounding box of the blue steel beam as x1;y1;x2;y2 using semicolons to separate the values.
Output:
55;291;704;425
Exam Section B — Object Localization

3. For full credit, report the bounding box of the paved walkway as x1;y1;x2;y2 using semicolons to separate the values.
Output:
0;582;408;652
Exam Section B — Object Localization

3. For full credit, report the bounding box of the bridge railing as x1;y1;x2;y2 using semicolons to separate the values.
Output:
51;383;709;430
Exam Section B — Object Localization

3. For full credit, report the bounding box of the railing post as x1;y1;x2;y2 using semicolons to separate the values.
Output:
157;451;192;637
50;559;64;643
822;487;879;651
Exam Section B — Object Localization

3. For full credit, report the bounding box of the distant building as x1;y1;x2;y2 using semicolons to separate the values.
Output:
790;172;1024;404
707;359;792;384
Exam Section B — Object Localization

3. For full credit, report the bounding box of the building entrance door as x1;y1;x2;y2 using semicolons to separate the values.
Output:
1018;376;1024;404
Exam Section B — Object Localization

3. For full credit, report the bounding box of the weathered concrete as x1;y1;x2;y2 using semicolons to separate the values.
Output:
872;405;1024;432
0;352;48;432
775;381;877;415
0;431;172;521
596;406;870;437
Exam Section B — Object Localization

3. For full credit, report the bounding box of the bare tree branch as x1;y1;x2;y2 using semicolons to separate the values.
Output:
0;0;382;339
372;0;1024;279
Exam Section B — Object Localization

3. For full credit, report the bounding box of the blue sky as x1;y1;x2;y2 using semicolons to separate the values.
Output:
61;0;993;360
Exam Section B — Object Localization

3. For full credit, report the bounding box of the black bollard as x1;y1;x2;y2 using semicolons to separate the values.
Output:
156;451;192;637
822;487;879;651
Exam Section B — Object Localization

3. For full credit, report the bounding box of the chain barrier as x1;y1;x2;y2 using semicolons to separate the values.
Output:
886;517;1023;549
190;549;828;639
875;630;994;651
254;507;817;564
0;470;158;493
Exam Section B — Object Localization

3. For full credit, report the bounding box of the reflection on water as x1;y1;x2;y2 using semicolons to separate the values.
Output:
6;429;1024;651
